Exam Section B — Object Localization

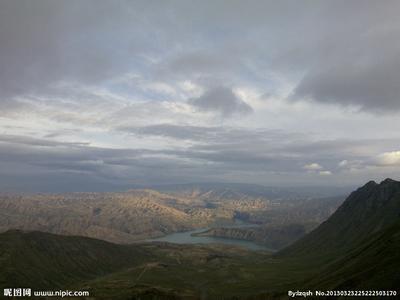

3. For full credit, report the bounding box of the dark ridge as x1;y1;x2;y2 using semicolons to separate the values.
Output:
381;178;398;184
364;180;378;187
278;178;400;258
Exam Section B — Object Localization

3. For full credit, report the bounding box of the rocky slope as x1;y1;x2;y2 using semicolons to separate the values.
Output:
191;196;343;249
0;186;344;246
0;191;195;243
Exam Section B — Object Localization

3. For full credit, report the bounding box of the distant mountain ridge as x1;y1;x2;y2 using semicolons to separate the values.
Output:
150;182;353;199
0;191;195;243
0;187;343;247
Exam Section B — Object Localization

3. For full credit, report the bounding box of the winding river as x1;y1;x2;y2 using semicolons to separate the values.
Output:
147;222;270;251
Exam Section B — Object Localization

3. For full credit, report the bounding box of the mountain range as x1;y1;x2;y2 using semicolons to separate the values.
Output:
0;186;343;248
0;179;399;298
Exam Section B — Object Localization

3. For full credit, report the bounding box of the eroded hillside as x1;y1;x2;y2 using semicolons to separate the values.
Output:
0;186;344;247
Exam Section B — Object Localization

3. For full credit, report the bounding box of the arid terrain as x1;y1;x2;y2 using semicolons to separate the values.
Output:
0;184;344;248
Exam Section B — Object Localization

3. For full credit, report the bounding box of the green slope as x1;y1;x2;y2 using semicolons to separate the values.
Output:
279;178;400;259
306;219;400;290
0;230;275;299
0;230;150;289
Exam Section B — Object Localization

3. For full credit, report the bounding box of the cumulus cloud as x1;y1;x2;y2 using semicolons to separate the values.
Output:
377;151;400;166
303;163;323;171
338;159;365;171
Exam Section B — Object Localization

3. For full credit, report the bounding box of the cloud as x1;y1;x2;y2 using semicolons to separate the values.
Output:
319;170;332;176
303;163;323;171
0;1;400;190
290;1;400;112
0;134;202;191
189;86;253;117
0;134;89;147
303;163;332;176
0;99;33;116
377;151;400;166
1;0;399;115
119;124;218;141
1;131;399;191
293;55;400;112
0;0;131;99
338;159;365;171
118;124;290;144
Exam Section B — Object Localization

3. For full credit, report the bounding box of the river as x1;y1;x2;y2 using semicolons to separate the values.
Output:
147;222;271;251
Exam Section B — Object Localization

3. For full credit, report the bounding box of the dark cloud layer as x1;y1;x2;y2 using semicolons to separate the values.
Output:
293;21;400;112
190;87;252;117
1;0;399;111
1;129;397;191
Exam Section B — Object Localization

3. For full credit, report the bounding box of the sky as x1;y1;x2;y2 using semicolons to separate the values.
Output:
0;0;400;191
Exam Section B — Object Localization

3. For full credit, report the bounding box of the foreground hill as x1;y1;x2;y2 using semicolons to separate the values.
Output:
0;230;269;299
1;221;399;298
0;179;398;298
0;230;150;289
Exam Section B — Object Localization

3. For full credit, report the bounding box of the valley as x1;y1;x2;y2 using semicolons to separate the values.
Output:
0;184;344;250
0;179;399;299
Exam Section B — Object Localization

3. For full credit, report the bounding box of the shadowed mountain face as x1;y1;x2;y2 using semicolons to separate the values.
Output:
306;219;400;290
279;178;400;258
0;179;399;299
